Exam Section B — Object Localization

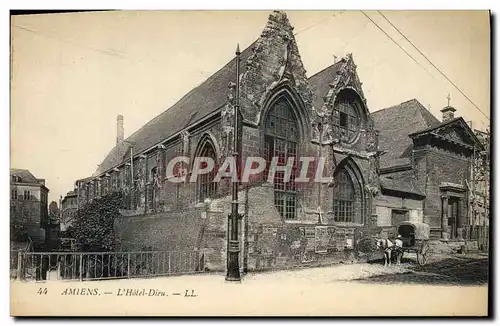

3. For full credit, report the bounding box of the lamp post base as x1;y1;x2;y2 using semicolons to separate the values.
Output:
224;275;242;282
225;250;241;282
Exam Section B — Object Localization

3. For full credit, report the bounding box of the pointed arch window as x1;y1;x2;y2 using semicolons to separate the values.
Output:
264;98;299;220
333;168;359;223
198;141;217;201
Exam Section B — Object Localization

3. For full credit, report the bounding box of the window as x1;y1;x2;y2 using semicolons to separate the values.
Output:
333;99;360;143
339;111;348;127
198;142;217;201
11;190;17;200
117;170;122;189
333;169;355;222
148;167;157;209
103;178;108;195
23;190;31;201
264;98;299;220
11;176;22;183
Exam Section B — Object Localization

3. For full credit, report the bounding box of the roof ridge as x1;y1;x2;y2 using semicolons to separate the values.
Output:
413;100;440;128
308;60;343;80
371;98;419;115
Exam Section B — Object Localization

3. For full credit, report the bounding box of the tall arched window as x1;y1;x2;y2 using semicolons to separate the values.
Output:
198;142;217;201
264;98;299;220
333;170;355;222
333;167;362;223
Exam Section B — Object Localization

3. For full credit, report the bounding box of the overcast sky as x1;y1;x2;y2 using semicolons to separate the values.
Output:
10;10;490;203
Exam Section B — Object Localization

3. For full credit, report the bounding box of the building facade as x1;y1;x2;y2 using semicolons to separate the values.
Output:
372;99;485;240
75;11;380;271
10;168;49;247
60;190;78;231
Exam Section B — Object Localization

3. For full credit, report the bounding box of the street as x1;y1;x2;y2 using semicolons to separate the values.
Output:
10;253;489;316
357;253;489;285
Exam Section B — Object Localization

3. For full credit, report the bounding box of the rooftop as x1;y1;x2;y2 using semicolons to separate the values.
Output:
371;99;441;169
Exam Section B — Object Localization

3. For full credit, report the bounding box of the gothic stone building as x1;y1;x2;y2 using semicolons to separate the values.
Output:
75;11;383;271
372;99;485;240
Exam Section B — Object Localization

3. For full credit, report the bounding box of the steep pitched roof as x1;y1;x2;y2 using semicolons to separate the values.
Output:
371;99;441;169
94;41;257;176
10;168;40;184
308;61;343;110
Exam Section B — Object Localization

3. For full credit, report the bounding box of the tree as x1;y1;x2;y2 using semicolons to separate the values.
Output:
471;129;490;248
48;201;60;223
474;129;490;184
73;192;123;252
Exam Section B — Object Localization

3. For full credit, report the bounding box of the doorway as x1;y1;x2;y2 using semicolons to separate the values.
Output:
448;197;460;239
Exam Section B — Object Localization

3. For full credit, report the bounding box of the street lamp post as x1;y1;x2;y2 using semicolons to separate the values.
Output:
226;44;243;282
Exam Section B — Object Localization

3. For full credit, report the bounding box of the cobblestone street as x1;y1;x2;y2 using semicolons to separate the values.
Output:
356;253;489;285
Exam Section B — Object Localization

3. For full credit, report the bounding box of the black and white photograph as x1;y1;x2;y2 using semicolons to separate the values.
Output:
8;9;491;316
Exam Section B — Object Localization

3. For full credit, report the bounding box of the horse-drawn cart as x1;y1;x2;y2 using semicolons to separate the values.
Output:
396;221;431;265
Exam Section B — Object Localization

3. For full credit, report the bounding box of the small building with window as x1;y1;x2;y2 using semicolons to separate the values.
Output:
75;11;380;271
10;168;49;247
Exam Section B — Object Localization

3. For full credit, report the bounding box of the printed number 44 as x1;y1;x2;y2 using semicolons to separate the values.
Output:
37;288;48;295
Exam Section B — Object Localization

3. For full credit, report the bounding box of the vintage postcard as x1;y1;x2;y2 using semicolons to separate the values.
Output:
9;10;490;317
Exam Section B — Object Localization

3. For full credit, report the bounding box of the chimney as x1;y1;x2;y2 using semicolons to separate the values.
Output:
116;115;124;144
440;106;456;122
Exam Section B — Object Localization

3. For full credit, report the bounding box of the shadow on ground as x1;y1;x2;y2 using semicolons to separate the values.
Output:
357;255;489;285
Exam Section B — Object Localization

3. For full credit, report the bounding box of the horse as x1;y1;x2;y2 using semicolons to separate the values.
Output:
376;238;394;266
376;236;404;266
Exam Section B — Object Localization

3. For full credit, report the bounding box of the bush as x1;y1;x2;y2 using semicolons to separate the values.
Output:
73;192;123;252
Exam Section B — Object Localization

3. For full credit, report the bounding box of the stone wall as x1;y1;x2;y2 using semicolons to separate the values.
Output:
375;193;423;227
114;209;204;252
414;147;470;232
114;182;380;273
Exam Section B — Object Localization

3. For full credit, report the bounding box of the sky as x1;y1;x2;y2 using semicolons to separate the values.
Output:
10;10;490;204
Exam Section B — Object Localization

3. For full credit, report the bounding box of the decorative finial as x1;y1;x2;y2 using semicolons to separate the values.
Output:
447;93;451;107
236;43;241;56
333;54;338;63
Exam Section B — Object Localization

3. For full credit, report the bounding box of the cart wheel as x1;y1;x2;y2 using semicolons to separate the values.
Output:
417;242;430;266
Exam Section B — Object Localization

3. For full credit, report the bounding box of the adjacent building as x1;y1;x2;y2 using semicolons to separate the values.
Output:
10;168;49;248
60;190;78;231
372;99;485;240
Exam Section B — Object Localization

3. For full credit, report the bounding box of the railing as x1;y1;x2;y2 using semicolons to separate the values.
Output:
14;250;205;282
